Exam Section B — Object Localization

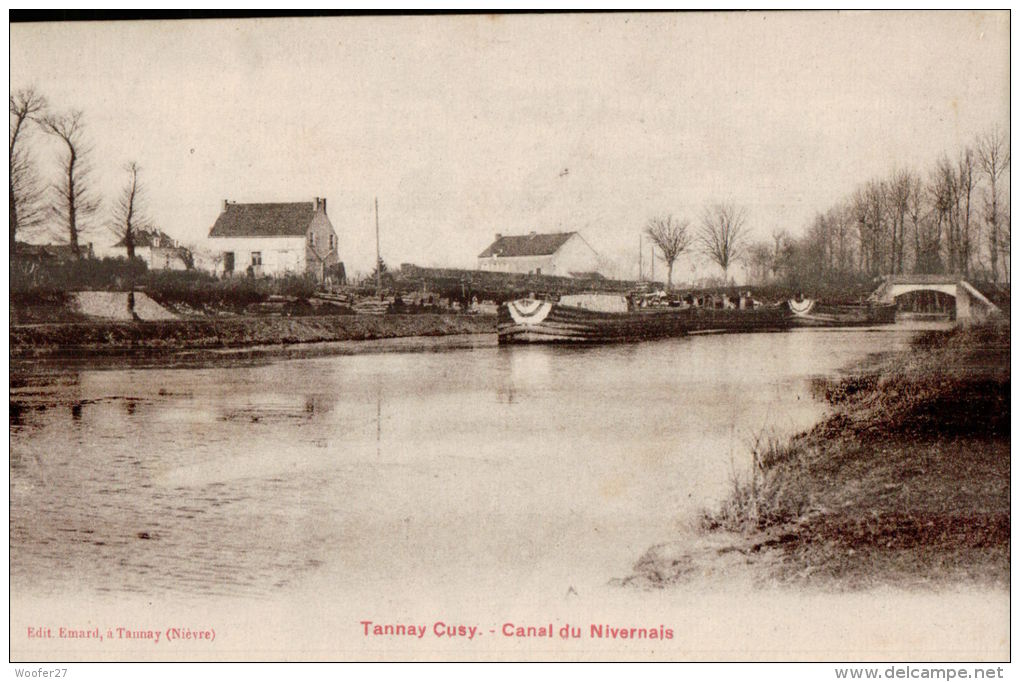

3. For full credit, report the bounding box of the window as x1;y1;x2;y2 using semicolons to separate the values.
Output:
223;252;235;272
308;232;315;247
329;234;336;251
251;252;262;266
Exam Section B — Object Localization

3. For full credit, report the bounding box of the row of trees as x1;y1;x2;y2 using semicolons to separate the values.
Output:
644;203;749;288
10;87;154;261
746;127;1010;291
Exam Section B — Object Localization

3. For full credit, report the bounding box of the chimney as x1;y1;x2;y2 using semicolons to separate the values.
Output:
529;231;537;237
222;199;229;212
494;233;502;241
321;197;326;213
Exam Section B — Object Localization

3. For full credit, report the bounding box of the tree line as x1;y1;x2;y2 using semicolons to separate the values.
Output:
745;127;1010;292
644;202;749;289
10;87;153;261
643;127;1009;294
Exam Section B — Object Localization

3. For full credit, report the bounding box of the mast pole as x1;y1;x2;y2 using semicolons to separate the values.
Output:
375;197;381;296
639;234;643;281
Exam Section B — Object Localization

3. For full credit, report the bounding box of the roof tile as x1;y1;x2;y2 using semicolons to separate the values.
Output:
478;232;576;258
209;202;315;238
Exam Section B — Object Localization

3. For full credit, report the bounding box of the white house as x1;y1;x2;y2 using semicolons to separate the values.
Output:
109;228;191;270
477;231;600;277
208;197;340;281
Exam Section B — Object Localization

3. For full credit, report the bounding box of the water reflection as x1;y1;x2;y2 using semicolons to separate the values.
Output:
10;327;932;599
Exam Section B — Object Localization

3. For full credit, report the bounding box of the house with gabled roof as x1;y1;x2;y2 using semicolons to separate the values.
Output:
208;197;340;282
477;231;600;277
110;227;191;271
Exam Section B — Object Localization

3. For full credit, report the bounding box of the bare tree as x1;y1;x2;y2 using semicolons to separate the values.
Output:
41;110;99;258
849;187;868;272
698;203;748;280
957;147;976;277
775;129;1008;284
644;214;692;289
826;203;853;274
863;180;888;275
9;88;48;255
110;161;152;260
977;126;1010;281
885;169;913;275
929;150;977;276
929;156;957;273
745;241;774;284
770;229;790;279
1003;206;1011;282
905;172;939;274
846;180;891;275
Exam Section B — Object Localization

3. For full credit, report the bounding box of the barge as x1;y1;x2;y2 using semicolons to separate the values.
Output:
787;299;898;327
498;294;792;344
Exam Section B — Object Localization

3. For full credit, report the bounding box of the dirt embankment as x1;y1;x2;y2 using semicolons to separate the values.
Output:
10;314;497;359
624;323;1010;590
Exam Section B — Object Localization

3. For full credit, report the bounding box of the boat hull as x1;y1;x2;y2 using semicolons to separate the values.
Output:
682;305;795;335
498;300;687;344
498;300;792;344
788;301;898;328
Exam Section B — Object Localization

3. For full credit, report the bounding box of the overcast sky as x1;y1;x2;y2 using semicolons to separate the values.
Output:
10;12;1010;279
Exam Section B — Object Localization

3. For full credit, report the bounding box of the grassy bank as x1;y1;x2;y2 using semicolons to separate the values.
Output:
628;322;1010;590
10;314;497;359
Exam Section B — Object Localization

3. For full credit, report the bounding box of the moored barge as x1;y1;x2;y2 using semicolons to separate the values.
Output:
787;299;898;327
498;294;793;344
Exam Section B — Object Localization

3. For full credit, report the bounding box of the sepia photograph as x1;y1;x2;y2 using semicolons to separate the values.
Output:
8;10;1011;667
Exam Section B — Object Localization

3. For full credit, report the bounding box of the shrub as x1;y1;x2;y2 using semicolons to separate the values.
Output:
11;257;323;311
11;257;148;294
702;429;810;533
275;274;318;298
823;374;879;406
141;270;318;309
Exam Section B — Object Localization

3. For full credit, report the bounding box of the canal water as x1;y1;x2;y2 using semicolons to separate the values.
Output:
10;325;943;604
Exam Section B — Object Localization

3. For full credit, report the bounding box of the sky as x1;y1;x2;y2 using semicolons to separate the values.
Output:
10;12;1010;280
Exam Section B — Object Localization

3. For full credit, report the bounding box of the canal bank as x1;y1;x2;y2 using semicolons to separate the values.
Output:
9;313;497;360
625;321;1010;590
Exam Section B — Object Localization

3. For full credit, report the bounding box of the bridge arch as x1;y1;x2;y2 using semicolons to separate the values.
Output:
870;277;999;324
884;283;958;300
890;287;957;316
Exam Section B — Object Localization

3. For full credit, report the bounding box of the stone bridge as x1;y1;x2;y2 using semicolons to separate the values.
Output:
869;275;1001;324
